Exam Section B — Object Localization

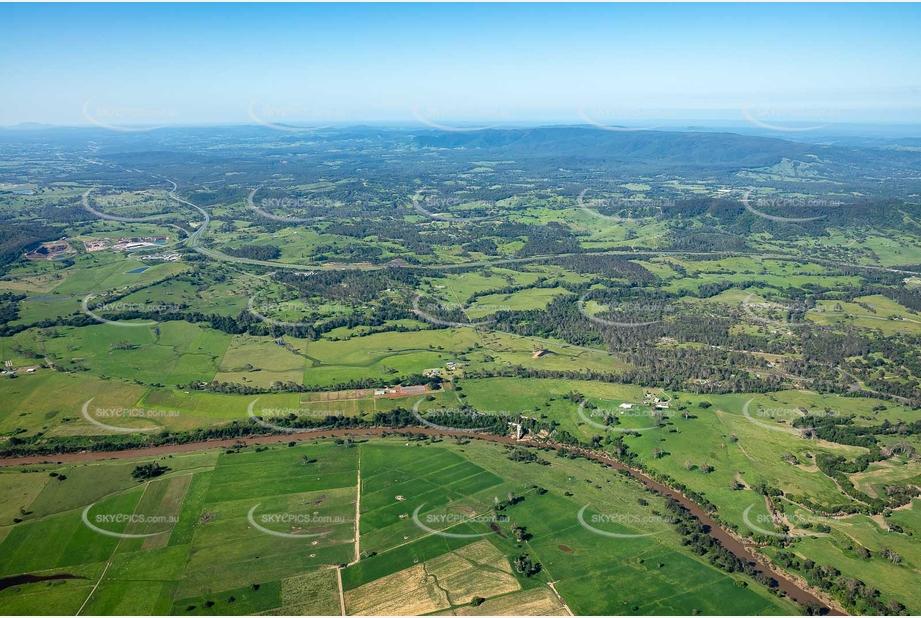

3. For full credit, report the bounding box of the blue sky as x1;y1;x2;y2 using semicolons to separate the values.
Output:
1;3;919;128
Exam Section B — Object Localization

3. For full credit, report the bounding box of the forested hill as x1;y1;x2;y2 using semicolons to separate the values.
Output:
413;127;815;166
412;127;921;178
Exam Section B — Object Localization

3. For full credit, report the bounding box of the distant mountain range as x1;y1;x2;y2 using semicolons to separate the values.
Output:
0;122;56;131
413;127;814;167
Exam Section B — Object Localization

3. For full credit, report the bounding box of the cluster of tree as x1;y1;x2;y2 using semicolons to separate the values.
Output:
311;242;384;263
792;414;880;448
324;220;435;256
663;498;780;590
513;553;541;577
0;291;25;325
773;551;908;615
223;244;281;261
131;462;169;480
0;222;60;272
275;268;421;303
504;447;544;464
551;254;659;283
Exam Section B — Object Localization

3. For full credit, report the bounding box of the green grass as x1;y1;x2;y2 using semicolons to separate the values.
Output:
170;580;282;615
343;438;797;615
0;434;802;615
0;562;106;615
7;321;230;387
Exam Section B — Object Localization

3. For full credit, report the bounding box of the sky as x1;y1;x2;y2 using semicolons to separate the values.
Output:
2;3;920;129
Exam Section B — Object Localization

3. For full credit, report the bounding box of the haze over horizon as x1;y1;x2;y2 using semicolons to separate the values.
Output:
2;3;920;132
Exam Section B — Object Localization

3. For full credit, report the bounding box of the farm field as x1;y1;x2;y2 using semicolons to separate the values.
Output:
3;76;921;618
0;436;801;616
